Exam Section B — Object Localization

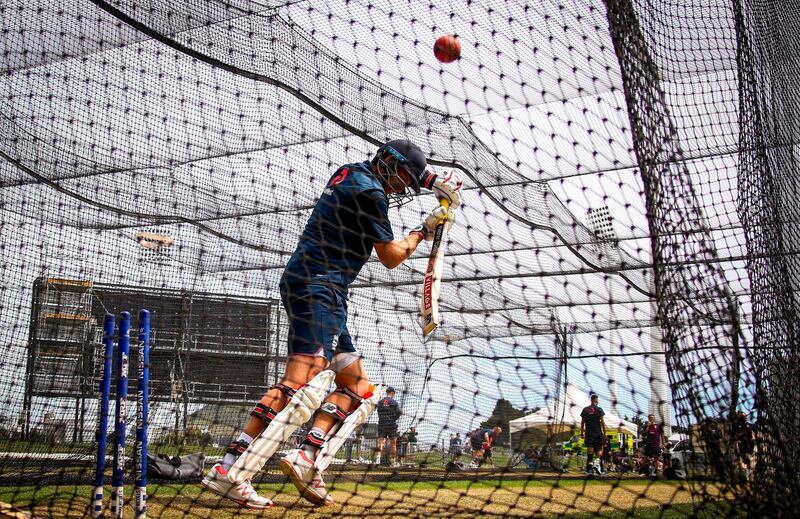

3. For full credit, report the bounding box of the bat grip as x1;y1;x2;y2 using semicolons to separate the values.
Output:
438;198;450;222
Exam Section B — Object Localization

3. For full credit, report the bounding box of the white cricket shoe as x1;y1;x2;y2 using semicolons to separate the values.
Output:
201;463;273;509
279;449;334;507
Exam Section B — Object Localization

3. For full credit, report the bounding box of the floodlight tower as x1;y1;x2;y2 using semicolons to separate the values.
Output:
587;207;621;417
647;269;671;435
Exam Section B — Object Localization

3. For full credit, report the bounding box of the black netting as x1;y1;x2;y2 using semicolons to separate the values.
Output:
0;0;795;516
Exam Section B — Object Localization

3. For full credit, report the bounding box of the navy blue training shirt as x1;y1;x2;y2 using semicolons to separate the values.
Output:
581;405;605;437
282;161;394;288
377;396;401;425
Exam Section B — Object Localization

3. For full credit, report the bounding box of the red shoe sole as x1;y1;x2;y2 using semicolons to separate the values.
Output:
201;476;274;510
278;458;333;507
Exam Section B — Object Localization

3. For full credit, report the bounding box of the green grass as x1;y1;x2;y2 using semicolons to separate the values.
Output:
0;477;688;503
337;477;687;493
0;478;732;519
560;501;735;519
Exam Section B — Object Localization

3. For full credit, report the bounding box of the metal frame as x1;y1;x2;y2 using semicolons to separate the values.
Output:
24;278;285;442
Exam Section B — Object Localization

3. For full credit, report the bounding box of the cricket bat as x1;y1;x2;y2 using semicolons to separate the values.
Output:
419;199;450;335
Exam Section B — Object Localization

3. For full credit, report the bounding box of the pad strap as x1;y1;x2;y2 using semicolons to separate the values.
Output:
333;386;364;405
250;403;277;426
319;401;349;422
225;439;250;457
269;383;297;399
302;430;326;449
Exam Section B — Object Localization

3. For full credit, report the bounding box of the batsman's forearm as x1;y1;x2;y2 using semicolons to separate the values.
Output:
377;235;423;269
400;233;424;259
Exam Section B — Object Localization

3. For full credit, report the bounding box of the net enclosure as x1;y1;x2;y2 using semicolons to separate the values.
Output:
0;0;797;517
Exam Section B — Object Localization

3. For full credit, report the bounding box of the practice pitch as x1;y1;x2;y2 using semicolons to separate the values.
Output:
0;478;729;518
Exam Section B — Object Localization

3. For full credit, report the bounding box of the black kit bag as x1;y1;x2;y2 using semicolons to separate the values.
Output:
146;452;205;480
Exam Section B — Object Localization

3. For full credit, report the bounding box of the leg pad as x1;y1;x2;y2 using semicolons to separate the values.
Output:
315;385;384;472
227;370;336;484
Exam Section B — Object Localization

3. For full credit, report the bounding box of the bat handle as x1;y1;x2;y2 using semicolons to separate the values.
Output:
438;198;450;221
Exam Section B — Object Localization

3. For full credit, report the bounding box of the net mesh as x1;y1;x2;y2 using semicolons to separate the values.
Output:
0;0;796;516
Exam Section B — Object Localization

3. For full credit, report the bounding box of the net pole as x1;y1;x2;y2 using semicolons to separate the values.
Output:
647;273;670;435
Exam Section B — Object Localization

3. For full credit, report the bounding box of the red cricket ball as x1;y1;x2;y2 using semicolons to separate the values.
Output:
434;34;461;63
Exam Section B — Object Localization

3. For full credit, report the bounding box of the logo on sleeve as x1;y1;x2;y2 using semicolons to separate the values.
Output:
330;168;349;187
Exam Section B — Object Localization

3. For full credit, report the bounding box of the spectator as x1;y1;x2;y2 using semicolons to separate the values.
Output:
522;445;541;471
374;387;402;467
602;435;612;472
453;433;462;459
407;426;419;455
643;414;667;478
397;431;409;464
733;410;755;481
353;426;365;463
344;429;355;463
702;418;724;479
611;450;632;473
448;433;464;463
633;450;648;476
661;438;672;475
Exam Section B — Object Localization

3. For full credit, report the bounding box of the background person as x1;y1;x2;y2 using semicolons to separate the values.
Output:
733;410;755;481
448;433;458;457
601;435;612;472
374;387;402;467
407;426;419;455
450;433;463;461
469;426;501;468
397;431;409;465
643;414;667;479
580;394;607;476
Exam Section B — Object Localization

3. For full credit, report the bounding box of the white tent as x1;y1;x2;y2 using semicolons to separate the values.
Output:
509;384;638;437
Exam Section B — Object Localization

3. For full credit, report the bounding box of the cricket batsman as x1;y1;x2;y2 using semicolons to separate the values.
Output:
201;139;463;508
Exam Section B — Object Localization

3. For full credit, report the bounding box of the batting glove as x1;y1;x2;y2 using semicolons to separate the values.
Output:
423;170;463;209
410;206;455;241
